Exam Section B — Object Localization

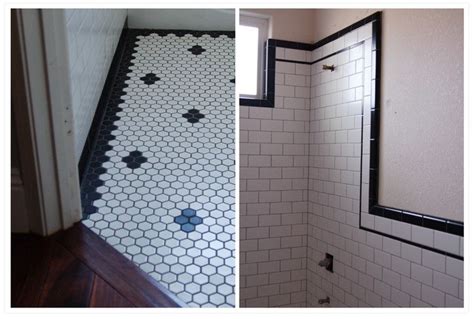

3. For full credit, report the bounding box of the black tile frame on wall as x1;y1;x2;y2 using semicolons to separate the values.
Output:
239;10;464;258
351;12;464;260
240;11;384;108
239;41;276;107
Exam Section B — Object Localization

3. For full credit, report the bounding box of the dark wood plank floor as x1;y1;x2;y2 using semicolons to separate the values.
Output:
11;223;185;308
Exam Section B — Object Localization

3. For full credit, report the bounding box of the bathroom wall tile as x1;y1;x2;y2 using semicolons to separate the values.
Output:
242;19;463;308
411;263;433;286
411;225;435;248
401;275;421;298
276;61;296;74
66;9;127;161
285;48;307;61
446;257;463;279
401;243;422;264
445;294;463;307
422;249;446;273
240;47;310;306
433;271;459;297
434;231;460;255
421;284;445;306
276;47;285;59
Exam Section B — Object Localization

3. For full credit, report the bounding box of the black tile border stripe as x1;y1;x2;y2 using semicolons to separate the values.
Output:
275;41;365;66
241;12;382;107
351;12;464;259
370;204;464;237
359;226;463;260
240;11;464;254
249;10;464;259
275;58;311;65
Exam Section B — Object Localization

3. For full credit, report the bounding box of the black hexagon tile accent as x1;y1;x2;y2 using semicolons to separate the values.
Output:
187;45;206;55
80;30;235;308
122;150;147;169
182;109;205;123
140;72;160;85
174;208;203;232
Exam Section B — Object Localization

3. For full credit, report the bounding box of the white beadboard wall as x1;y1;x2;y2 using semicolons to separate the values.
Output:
64;9;127;161
240;21;463;308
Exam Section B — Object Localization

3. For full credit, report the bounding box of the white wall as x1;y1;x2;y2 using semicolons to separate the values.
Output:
64;9;127;161
242;9;315;43
127;9;235;30
312;9;378;42
378;9;463;221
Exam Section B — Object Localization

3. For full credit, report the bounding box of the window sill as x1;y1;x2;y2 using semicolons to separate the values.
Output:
239;97;274;107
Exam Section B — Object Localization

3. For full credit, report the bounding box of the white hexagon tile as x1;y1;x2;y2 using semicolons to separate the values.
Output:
80;29;235;308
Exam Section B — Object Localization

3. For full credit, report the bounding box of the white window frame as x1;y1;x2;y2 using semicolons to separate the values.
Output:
239;12;269;99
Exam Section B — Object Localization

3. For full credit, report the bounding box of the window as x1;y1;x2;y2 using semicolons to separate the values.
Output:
238;13;269;99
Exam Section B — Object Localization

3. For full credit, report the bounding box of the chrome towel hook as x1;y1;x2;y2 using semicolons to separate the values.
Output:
322;64;335;72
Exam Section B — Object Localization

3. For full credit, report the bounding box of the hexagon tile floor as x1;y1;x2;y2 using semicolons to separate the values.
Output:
80;29;235;308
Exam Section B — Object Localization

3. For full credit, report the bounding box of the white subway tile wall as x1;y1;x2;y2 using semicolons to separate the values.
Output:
65;9;127;161
240;60;311;307
240;21;463;308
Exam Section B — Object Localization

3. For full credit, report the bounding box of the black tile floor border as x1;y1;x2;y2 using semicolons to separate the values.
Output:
80;28;140;217
78;20;128;183
79;28;234;182
80;29;235;218
128;29;235;39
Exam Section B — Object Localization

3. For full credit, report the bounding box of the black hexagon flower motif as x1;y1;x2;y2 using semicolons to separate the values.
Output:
182;109;205;123
174;208;203;232
140;73;160;85
122;150;147;169
187;45;206;56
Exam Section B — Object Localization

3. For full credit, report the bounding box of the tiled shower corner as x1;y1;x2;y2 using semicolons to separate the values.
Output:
240;16;463;308
80;29;235;308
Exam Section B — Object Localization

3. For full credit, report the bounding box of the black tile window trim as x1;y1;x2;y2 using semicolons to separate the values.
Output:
240;41;275;108
242;12;382;107
79;28;234;218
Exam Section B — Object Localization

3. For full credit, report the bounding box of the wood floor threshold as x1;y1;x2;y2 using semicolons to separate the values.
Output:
54;223;187;308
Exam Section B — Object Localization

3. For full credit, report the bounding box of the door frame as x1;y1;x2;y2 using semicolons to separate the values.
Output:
12;9;82;235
